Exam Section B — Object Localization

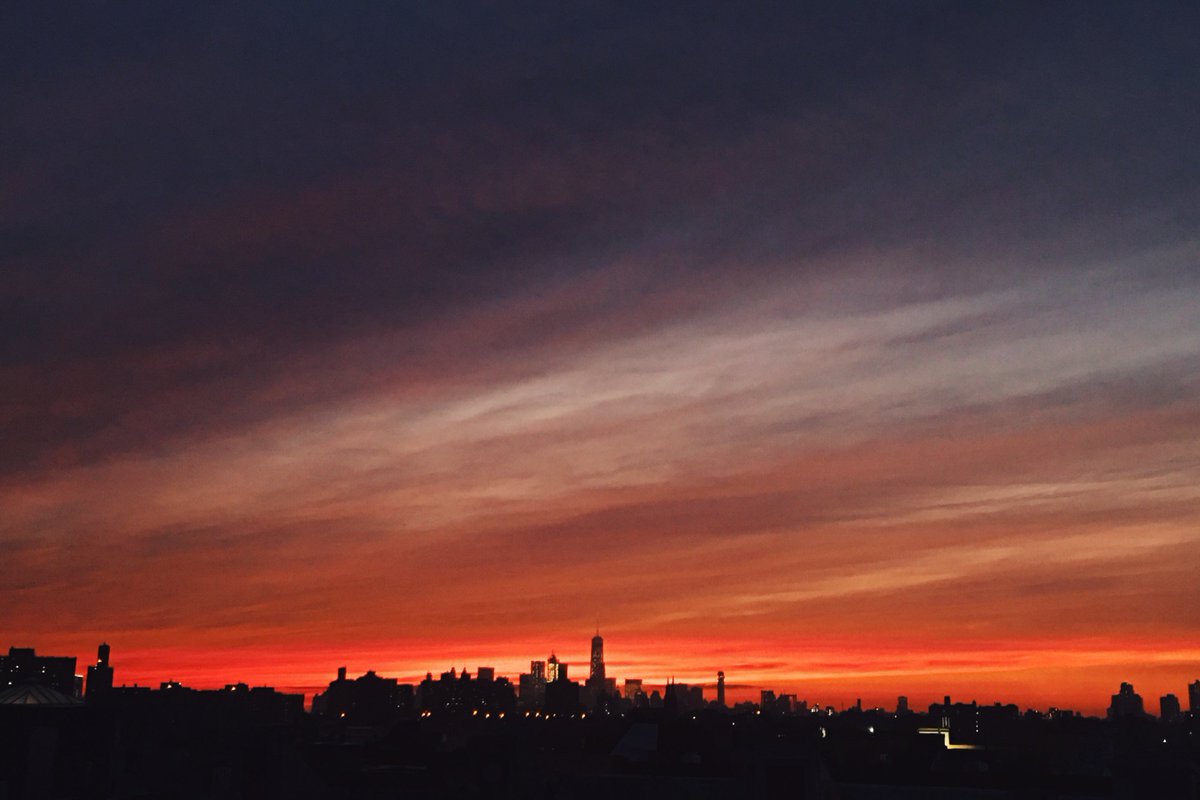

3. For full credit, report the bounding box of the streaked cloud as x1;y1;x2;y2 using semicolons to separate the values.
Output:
2;2;1198;713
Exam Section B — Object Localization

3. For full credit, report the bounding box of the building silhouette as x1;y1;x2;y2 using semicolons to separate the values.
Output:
518;660;547;709
312;667;414;724
1107;682;1145;719
84;643;113;701
1160;693;1181;722
663;680;703;715
544;669;580;715
717;670;726;707
1189;679;1200;714
414;666;515;716
0;647;77;696
585;632;612;710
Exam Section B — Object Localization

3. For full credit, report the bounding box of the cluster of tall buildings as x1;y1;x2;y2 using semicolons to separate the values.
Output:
513;633;723;716
309;631;732;724
512;633;625;713
1108;680;1200;722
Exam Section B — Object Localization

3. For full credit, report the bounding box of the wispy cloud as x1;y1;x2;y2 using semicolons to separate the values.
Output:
2;2;1199;713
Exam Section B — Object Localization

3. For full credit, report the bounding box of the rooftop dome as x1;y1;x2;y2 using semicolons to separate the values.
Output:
0;683;84;707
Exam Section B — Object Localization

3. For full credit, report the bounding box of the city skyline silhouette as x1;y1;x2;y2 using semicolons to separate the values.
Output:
5;634;1198;723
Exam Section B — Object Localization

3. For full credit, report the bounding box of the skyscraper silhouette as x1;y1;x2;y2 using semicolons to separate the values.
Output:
589;633;605;684
717;670;726;707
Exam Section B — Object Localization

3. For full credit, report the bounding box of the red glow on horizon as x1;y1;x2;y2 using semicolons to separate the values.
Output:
34;633;1200;717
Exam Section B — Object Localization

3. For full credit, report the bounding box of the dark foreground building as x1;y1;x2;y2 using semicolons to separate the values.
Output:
84;643;114;701
0;679;307;799
6;680;1200;799
0;647;77;697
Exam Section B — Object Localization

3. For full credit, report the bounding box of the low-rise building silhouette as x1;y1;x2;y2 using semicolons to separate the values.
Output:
544;671;581;715
312;666;414;724
416;666;515;716
0;647;77;697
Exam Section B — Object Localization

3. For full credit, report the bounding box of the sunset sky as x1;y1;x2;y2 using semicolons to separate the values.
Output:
3;2;1199;714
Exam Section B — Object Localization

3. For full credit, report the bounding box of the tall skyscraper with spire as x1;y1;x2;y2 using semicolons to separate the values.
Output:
589;632;605;684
